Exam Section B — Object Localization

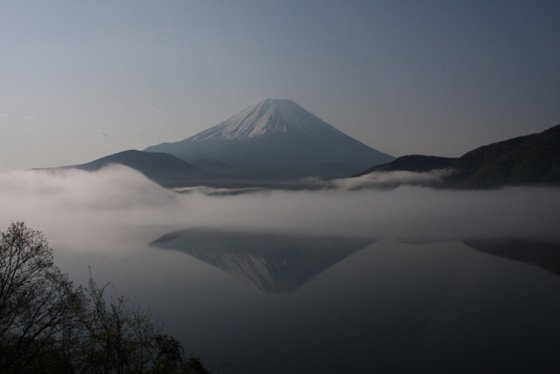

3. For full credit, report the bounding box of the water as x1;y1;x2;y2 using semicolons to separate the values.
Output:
51;225;560;373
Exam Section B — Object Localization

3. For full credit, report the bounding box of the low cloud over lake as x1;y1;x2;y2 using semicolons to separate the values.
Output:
0;166;559;252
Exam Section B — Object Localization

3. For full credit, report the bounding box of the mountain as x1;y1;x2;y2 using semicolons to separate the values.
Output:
357;155;457;175
452;124;560;187
357;124;560;188
69;150;209;186
150;229;372;293
145;98;393;179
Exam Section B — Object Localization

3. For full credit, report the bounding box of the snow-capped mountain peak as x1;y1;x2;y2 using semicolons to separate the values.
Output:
145;98;393;178
190;98;334;141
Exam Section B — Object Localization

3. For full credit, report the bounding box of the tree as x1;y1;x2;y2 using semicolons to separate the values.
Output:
0;222;82;371
78;274;158;373
0;222;210;373
78;275;211;373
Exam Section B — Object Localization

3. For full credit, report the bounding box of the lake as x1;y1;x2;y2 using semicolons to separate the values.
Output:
51;225;560;373
2;170;559;372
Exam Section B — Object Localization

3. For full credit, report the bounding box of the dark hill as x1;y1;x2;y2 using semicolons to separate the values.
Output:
453;124;560;188
356;124;560;188
72;150;209;186
356;155;457;176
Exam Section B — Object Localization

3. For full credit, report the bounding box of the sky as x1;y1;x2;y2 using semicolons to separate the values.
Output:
1;0;560;171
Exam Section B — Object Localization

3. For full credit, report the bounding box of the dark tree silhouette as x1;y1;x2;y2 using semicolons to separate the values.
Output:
0;222;210;373
0;222;81;371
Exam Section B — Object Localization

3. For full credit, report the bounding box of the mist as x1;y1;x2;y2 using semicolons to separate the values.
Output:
1;166;559;253
304;169;451;190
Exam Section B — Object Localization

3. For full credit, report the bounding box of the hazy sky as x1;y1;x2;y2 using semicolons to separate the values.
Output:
1;0;559;170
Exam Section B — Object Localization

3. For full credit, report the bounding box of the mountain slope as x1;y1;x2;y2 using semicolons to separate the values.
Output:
453;124;560;187
356;155;457;176
356;124;560;188
145;98;393;178
71;150;208;186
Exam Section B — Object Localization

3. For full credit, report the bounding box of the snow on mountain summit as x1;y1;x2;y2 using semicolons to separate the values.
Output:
145;99;393;178
190;98;339;141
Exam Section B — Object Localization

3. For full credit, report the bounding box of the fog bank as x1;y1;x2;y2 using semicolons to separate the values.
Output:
0;166;559;252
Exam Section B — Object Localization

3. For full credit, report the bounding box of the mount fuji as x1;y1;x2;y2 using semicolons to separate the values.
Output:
145;99;393;179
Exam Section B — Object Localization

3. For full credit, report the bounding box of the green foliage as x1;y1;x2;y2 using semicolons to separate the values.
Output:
0;222;210;373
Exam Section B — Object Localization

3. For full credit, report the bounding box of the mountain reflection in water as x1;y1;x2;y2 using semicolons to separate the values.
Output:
400;237;560;278
65;231;560;373
462;238;560;277
150;229;372;293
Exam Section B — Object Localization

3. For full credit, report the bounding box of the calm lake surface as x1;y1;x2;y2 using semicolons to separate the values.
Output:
51;224;560;373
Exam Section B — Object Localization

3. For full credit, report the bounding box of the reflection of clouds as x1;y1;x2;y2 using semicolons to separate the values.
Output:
0;166;558;254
